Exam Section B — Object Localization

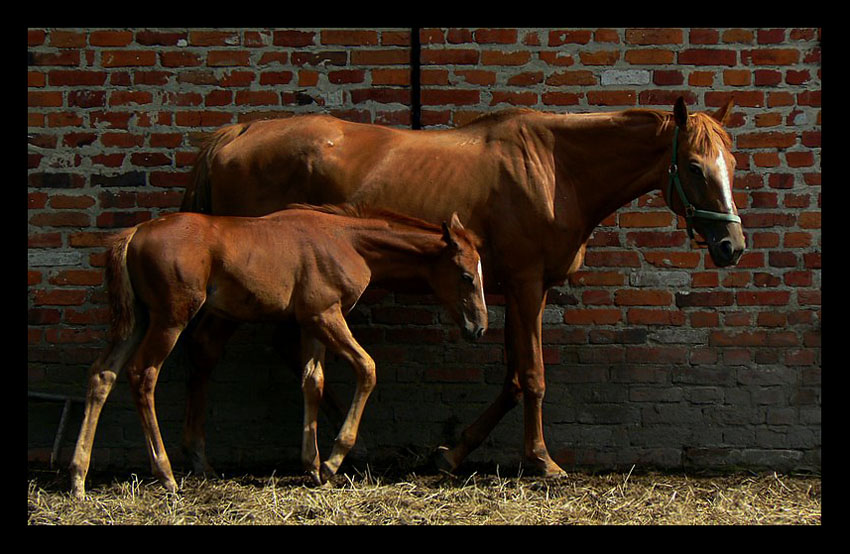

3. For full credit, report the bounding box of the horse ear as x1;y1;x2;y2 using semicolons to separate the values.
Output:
711;98;734;126
673;96;689;129
449;212;464;231
442;219;459;248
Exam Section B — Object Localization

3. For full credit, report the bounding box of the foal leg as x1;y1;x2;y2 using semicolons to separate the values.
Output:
182;312;239;476
274;321;369;462
306;305;376;483
69;327;144;499
299;335;326;485
126;318;185;493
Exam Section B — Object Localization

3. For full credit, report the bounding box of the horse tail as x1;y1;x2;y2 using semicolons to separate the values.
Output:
105;226;140;343
181;123;250;214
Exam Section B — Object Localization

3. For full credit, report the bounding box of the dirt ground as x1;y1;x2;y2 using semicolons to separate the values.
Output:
28;464;820;525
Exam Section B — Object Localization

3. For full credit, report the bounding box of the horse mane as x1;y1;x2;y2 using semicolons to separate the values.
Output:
285;203;478;244
630;108;733;156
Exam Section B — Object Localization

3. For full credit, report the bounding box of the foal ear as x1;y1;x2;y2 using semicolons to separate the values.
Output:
442;212;463;248
673;96;689;129
711;98;734;126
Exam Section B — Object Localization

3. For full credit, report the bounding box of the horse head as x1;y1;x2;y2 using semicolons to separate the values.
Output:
667;97;746;267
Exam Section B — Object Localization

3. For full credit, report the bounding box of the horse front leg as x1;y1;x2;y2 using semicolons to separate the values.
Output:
436;277;564;477
304;305;376;484
506;284;565;476
182;312;238;477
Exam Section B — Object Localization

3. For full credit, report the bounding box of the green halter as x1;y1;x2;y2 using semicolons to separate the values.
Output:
666;125;742;240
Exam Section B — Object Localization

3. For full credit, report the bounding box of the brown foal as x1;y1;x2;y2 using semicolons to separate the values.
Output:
69;204;487;498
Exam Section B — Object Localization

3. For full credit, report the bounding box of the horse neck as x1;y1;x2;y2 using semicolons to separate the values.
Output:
349;224;443;282
548;110;673;236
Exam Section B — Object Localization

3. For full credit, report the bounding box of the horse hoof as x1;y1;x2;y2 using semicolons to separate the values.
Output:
319;462;336;484
431;446;457;474
306;470;322;487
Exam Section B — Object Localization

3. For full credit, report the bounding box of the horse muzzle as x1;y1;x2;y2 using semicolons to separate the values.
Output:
707;235;745;267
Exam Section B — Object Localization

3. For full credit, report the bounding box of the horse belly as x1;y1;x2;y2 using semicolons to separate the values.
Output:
204;274;297;323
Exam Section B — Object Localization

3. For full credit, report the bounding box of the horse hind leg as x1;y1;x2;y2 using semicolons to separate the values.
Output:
299;335;326;485
126;317;186;494
69;324;145;499
181;311;239;477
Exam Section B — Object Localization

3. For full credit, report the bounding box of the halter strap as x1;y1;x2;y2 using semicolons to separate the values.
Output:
666;126;741;240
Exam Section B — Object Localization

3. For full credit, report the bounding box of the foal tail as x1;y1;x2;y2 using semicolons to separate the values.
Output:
106;227;140;343
181;122;251;214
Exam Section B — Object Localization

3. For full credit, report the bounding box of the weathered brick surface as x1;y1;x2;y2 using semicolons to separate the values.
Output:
28;28;820;474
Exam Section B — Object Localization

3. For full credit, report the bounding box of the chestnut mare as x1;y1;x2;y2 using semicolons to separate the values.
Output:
180;97;745;478
69;205;487;497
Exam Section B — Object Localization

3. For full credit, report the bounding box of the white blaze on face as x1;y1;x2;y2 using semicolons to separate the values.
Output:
714;145;735;213
477;259;486;309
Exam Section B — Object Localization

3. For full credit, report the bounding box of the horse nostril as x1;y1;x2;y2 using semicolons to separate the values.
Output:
719;239;734;261
475;327;485;339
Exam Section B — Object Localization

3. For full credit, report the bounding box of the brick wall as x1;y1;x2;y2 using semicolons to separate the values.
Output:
28;28;821;474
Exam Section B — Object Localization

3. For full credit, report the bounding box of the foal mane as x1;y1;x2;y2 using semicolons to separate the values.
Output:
286;203;478;245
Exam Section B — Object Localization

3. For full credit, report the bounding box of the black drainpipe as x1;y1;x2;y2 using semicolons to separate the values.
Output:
410;27;421;130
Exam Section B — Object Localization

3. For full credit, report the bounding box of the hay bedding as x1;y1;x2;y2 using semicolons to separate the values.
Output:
28;467;820;525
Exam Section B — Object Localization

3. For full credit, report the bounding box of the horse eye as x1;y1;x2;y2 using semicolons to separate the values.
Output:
462;273;474;284
688;163;703;177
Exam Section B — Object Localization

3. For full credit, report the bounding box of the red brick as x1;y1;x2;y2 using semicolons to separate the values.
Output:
653;70;684;85
474;29;518;44
579;50;620;65
625;28;683;45
547;70;595;86
614;289;672;306
49;30;86;48
539;51;575;66
481;50;531;66
207;50;251;66
624;48;675;65
421;89;479;106
675;291;734;307
587;90;635;106
678;48;737;66
49;269;103;286
273;30;315;47
90;30;133;46
737;131;797;149
32;289;88;306
549;30;593;45
627;308;685;326
745;49;800;65
189;30;240;46
690;29;719;44
490;91;537;106
736;290;792;306
321;30;378;45
101;50;156;67
564;308;622;325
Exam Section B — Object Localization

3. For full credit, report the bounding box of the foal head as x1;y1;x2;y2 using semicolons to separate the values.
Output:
666;97;746;267
429;213;488;342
